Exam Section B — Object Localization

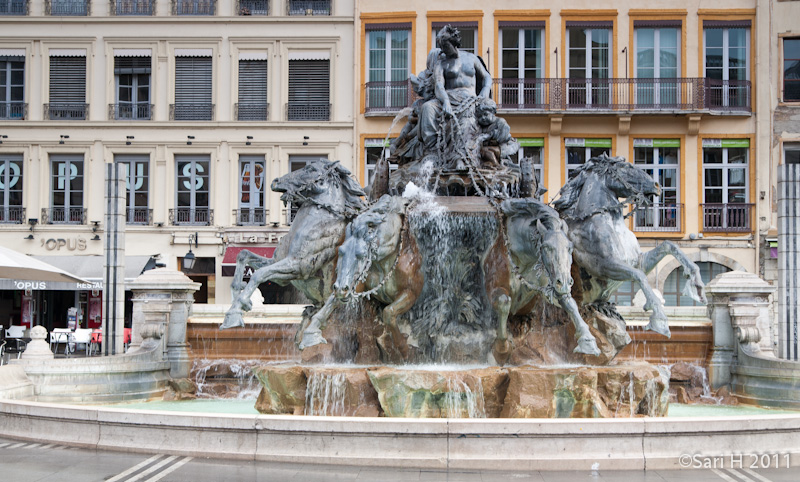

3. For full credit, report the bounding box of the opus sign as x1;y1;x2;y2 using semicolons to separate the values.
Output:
40;237;88;251
3;280;103;292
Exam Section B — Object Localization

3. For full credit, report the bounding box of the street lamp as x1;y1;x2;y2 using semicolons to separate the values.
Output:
183;232;198;271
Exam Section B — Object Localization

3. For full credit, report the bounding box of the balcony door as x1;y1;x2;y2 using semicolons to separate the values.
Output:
704;23;750;109
635;25;680;107
499;25;544;108
238;155;266;225
366;25;410;111
633;139;680;231
567;25;611;107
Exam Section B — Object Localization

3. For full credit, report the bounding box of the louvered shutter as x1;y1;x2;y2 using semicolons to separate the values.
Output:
50;56;85;104
175;56;212;120
238;60;268;120
287;60;329;120
114;57;151;75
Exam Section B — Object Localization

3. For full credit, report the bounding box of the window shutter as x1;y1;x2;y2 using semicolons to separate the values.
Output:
175;56;212;104
49;57;86;103
288;60;329;120
238;59;268;120
115;57;151;75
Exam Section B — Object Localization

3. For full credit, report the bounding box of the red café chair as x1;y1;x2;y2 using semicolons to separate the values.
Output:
90;330;102;356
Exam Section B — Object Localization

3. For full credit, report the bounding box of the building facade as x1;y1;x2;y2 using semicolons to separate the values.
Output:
0;0;355;330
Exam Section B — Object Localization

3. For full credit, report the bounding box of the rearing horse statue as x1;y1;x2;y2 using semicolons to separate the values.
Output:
222;159;367;344
553;154;706;337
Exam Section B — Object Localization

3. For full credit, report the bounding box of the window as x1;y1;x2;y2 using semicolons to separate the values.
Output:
173;0;215;15
663;262;730;306
498;24;544;108
632;139;680;232
237;55;268;121
237;155;266;225
509;139;545;199
0;0;27;15
366;25;411;112
113;0;153;15
364;138;397;187
287;58;329;120
0;154;23;224
702;138;751;232
786;143;800;164
610;280;639;306
173;54;213;120
115;155;149;224
704;21;750;109
0;53;24;119
174;155;211;225
287;0;329;16
48;0;88;15
238;0;268;15
634;23;680;106
48;53;86;120
784;38;800;102
565;138;612;178
49;155;84;224
567;24;611;107
286;155;326;223
114;56;151;120
432;23;477;54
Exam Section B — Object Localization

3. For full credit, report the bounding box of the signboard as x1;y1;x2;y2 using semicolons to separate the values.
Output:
518;138;544;147
634;139;680;148
565;138;612;148
703;139;750;149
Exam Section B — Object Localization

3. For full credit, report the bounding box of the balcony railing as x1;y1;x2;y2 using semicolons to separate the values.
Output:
110;103;153;120
169;208;213;226
0;0;27;15
632;204;683;233
234;208;268;226
0;207;25;224
704;79;751;113
286;103;330;121
127;207;152;225
701;203;754;233
111;0;153;15
42;207;86;225
237;0;267;15
0;102;27;120
45;104;88;120
46;0;89;15
287;0;329;15
172;0;214;15
235;103;269;121
365;80;414;114
170;103;214;121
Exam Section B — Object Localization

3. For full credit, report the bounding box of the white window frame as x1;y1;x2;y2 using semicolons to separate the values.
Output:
238;155;266;225
366;28;411;109
566;27;612;106
499;28;544;106
703;27;750;107
115;154;150;224
632;140;680;231
633;27;681;106
564;138;612;178
432;25;478;54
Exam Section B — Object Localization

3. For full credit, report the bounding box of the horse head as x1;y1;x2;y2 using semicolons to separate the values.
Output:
271;159;367;214
535;215;574;298
600;155;661;201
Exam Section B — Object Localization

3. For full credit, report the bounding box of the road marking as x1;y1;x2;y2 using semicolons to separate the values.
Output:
143;457;193;482
39;444;55;449
726;469;756;481
126;456;179;482
0;442;10;448
7;443;26;449
742;468;774;482
107;455;168;482
25;443;42;449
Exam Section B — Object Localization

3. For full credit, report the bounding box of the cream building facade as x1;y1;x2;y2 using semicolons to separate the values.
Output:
0;0;355;330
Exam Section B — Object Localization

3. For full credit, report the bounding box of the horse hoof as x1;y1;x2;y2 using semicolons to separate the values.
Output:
298;331;328;350
574;337;601;357
645;319;671;338
221;311;245;330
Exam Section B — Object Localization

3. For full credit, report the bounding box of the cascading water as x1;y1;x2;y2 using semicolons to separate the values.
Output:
442;375;486;418
305;371;348;416
192;359;263;399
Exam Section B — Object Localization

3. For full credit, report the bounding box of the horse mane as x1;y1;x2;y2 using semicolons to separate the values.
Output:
552;153;627;213
331;162;368;214
501;198;561;228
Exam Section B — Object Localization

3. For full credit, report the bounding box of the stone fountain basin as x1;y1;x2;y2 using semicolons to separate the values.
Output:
2;398;800;471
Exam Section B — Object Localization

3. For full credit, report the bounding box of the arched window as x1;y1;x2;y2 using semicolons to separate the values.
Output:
663;261;731;306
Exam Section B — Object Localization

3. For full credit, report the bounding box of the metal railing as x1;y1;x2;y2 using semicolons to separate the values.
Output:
0;207;25;224
286;103;330;121
237;0;267;15
632;204;683;233
172;0;214;15
110;103;153;120
111;0;153;14
704;79;751;112
701;203;754;233
46;0;89;15
0;0;27;14
42;207;86;225
287;0;329;15
45;104;88;120
235;103;269;121
127;207;152;225
364;80;414;114
234;208;268;226
282;206;299;225
170;103;214;121
169;208;213;226
0;102;27;120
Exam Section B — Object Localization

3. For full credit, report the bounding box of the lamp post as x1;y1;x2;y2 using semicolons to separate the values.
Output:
183;232;198;270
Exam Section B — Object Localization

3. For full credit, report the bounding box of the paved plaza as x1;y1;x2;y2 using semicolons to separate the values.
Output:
1;436;798;482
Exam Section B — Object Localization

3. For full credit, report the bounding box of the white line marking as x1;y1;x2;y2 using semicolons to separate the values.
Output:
106;455;167;482
0;442;11;448
39;444;55;449
742;468;774;482
7;443;26;449
126;456;180;482
726;468;756;481
143;457;194;482
712;468;743;481
24;443;42;449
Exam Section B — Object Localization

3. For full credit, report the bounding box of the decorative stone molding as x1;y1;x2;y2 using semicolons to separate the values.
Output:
20;326;54;360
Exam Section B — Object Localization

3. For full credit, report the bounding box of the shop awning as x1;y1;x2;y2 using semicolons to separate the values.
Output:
221;247;275;276
0;255;154;291
0;246;88;285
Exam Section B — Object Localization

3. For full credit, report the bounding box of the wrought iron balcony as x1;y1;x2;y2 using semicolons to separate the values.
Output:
237;0;267;15
170;208;213;226
110;103;153;120
46;0;89;15
235;103;269;121
286;103;330;121
704;79;751;112
45;104;88;120
111;0;153;15
0;102;27;120
127;207;152;225
632;204;683;233
701;203;754;233
170;103;214;121
0;207;25;224
234;208;268;226
287;0;329;15
42;207;86;225
364;80;414;114
0;0;27;15
172;0;214;15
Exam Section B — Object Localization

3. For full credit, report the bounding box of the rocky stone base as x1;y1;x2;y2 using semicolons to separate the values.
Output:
252;362;669;418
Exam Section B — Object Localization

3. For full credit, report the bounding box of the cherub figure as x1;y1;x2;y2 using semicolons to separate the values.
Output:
474;98;520;169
